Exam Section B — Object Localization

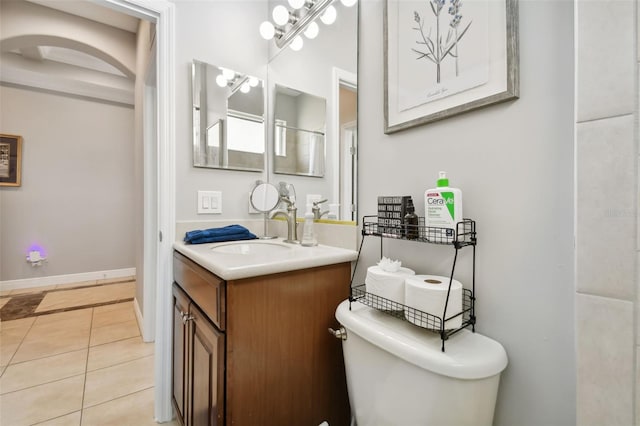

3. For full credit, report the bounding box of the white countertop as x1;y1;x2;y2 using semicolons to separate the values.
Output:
173;238;358;280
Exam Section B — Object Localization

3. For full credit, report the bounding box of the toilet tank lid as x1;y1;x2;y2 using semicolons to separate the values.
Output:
336;300;508;380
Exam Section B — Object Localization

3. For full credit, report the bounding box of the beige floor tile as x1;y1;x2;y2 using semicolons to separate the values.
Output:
80;388;159;426
90;319;140;347
55;280;97;290
28;311;92;340
33;411;81;425
12;324;91;364
0;374;84;426
96;276;135;285
0;365;6;376
10;285;56;296
0;349;87;394
93;300;135;315
33;308;93;328
36;283;134;313
1;318;35;337
91;301;136;329
0;290;12;297
0;316;35;333
87;337;153;372
0;298;9;310
83;355;154;408
0;318;35;366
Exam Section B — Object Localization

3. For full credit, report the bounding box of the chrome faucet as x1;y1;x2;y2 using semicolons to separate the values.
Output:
269;195;299;243
312;199;329;220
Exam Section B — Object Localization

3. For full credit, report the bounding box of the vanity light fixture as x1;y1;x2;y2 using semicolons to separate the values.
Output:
216;69;259;95
260;0;356;51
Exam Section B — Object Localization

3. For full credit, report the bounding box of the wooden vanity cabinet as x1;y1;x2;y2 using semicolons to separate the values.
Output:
173;253;226;426
172;250;351;426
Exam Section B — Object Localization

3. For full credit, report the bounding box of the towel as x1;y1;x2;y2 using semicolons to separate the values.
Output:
184;224;257;244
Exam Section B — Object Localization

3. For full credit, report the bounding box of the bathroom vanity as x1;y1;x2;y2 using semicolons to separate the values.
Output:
172;240;357;426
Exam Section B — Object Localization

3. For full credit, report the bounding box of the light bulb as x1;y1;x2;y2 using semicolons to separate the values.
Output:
216;74;228;88
340;0;357;6
304;21;319;39
273;5;290;26
259;21;276;40
222;68;235;81
288;0;306;9
248;76;259;87
289;35;304;51
240;82;251;93
320;5;337;25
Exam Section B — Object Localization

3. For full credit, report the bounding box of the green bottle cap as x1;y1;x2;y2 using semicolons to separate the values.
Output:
437;171;449;187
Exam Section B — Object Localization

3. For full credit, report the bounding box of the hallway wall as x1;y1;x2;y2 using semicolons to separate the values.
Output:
0;86;135;281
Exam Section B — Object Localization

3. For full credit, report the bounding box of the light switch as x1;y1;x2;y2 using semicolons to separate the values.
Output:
210;192;222;213
198;190;222;214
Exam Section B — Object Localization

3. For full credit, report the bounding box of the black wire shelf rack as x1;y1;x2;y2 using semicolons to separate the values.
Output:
362;215;476;248
350;285;475;338
349;215;477;352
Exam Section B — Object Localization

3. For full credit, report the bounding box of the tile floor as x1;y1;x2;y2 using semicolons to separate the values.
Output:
0;279;178;425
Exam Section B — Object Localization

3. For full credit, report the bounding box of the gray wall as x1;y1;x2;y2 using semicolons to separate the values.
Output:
357;1;575;425
0;86;135;281
174;1;269;223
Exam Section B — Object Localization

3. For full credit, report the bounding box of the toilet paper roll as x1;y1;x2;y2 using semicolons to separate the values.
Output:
365;265;415;306
404;275;463;330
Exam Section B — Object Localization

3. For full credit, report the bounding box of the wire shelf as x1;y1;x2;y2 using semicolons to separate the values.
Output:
350;285;474;337
363;215;476;247
350;215;477;351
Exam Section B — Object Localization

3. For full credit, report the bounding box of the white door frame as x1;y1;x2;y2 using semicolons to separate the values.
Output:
95;0;175;422
331;67;357;219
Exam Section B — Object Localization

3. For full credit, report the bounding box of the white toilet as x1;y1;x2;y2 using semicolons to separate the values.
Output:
335;300;508;426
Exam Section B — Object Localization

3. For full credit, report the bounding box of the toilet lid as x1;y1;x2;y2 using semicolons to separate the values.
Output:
336;300;508;380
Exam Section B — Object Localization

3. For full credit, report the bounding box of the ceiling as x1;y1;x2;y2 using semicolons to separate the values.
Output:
1;0;141;105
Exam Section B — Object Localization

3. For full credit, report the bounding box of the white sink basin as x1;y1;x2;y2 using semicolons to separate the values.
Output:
174;237;358;280
210;241;293;255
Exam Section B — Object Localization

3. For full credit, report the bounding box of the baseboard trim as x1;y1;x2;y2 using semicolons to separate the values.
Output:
0;268;136;292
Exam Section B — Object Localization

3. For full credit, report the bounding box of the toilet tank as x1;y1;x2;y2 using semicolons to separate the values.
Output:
336;300;508;426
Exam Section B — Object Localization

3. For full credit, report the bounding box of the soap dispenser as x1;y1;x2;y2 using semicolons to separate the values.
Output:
301;212;318;247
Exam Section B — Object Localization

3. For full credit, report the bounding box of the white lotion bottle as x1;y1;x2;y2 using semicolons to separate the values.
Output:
301;212;318;246
424;171;463;242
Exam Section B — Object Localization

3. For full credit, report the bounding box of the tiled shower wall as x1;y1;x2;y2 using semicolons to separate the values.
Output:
575;0;637;424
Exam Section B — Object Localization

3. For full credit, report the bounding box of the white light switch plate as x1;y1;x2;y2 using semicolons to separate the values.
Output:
198;191;222;214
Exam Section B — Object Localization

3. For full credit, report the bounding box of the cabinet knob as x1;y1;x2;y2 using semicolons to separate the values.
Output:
328;327;347;340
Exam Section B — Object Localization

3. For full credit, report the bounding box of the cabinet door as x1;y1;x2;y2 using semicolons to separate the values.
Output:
189;303;225;426
173;284;190;425
226;262;351;425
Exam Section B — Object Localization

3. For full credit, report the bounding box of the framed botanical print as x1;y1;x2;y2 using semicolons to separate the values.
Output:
384;0;519;133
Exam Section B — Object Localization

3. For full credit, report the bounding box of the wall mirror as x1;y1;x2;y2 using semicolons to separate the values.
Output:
266;0;358;221
273;84;326;177
192;60;265;172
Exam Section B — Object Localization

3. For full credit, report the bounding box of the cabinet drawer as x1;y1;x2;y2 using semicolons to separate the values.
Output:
173;251;226;330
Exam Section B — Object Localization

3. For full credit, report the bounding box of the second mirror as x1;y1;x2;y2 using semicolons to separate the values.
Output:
273;84;326;177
